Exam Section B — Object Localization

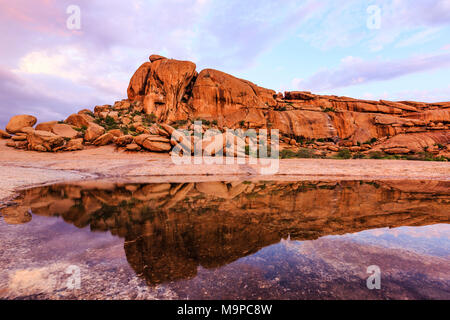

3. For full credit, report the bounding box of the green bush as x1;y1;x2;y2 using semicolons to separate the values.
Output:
368;151;384;159
336;148;351;159
352;152;365;159
280;148;320;159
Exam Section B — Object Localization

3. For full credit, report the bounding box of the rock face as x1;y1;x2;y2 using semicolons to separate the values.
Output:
128;56;197;123
134;134;172;152
6;115;37;134
124;55;449;149
189;69;275;127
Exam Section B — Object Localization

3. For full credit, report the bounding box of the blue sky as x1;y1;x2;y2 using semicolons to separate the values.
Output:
0;0;449;127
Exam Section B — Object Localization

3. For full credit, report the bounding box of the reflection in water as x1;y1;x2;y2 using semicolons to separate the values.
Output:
2;180;449;288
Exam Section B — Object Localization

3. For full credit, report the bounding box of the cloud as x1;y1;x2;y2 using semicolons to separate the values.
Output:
297;0;450;51
395;28;442;48
1;0;450;128
15;46;128;96
296;52;450;91
0;0;324;127
0;65;123;129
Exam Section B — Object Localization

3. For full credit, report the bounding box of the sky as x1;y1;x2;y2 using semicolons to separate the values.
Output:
0;0;450;127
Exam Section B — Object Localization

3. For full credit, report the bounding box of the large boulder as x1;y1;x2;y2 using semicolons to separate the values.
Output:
134;134;172;152
26;130;65;152
377;132;450;153
127;62;152;100
65;114;92;128
6;115;37;134
93;133;114;146
65;138;84;151
115;135;134;146
35;121;58;132
84;123;105;142
128;56;197;123
0;129;11;139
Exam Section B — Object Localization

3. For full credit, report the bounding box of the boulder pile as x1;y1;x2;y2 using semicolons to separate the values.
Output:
1;54;449;160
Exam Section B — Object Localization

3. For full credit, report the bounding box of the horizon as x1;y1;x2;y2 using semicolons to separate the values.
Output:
1;0;450;128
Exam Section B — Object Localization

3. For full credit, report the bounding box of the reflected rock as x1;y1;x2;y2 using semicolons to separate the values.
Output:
2;180;449;285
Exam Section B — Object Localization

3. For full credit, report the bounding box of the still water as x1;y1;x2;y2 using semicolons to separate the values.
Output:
0;180;449;299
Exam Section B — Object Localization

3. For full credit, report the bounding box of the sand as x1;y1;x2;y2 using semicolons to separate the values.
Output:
0;139;449;205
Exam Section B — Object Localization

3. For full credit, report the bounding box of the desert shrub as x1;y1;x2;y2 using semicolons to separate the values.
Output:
368;151;384;159
352;152;365;159
104;116;119;130
364;138;378;145
280;148;320;159
336;148;351;159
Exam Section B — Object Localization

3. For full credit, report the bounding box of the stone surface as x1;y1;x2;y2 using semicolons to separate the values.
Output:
2;54;450;158
93;133;114;146
0;129;11;139
6;115;37;134
35;121;58;132
115;135;134;146
134;134;172;152
377;132;450;153
65;114;91;128
65;138;84;151
51;123;79;139
84;123;105;142
126;143;141;151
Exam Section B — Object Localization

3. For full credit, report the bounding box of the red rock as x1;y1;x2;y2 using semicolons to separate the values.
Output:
51;123;79;139
128;57;197;124
134;134;172;152
327;146;339;152
190;69;271;128
6;115;37;134
284;91;315;100
268;110;337;139
149;54;167;62
384;147;411;154
94;105;111;114
12;135;27;141
0;129;11;139
65;138;84;151
93;133;114;146
27;130;64;152
126;143;141;151
378;132;450;153
35;121;58;132
84;123;105;142
115;135;134;146
65;114;91;128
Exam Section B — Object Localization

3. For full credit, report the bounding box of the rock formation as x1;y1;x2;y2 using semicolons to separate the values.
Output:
3;180;449;284
2;54;449;160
